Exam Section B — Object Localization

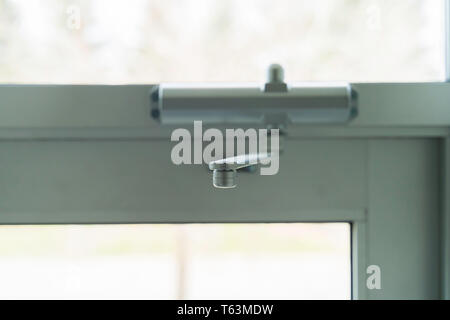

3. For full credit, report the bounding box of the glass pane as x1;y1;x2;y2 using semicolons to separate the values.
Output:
0;223;350;300
0;0;444;83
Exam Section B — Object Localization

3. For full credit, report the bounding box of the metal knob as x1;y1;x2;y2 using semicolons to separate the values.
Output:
212;170;237;189
264;64;288;92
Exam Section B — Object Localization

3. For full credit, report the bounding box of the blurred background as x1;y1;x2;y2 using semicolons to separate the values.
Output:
0;0;445;300
0;0;445;83
0;224;350;299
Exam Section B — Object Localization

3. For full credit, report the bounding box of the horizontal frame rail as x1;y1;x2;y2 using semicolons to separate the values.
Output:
0;83;449;139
